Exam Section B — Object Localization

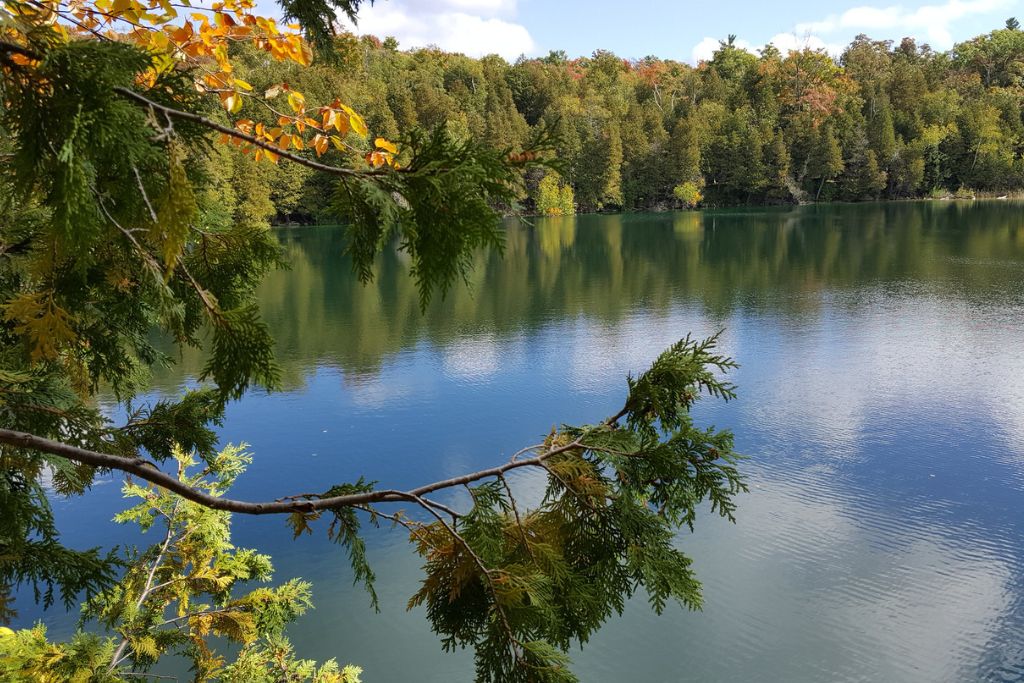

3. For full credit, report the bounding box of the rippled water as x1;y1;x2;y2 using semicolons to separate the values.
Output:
21;202;1024;681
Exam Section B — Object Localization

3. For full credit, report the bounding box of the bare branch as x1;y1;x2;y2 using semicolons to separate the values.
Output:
0;428;584;516
133;165;158;224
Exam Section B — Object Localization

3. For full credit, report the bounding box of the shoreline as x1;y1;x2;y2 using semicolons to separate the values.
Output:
272;194;1024;228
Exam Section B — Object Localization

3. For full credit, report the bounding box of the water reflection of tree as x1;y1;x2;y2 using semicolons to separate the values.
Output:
151;202;1024;390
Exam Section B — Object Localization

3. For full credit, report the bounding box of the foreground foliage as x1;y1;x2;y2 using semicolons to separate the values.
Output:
0;444;361;682
0;0;549;625
0;0;746;680
4;336;744;681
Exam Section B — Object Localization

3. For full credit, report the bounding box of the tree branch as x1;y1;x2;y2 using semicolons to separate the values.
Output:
0;428;584;516
112;86;375;178
0;40;40;61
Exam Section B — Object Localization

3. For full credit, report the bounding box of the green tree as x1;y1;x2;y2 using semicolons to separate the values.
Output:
602;121;625;208
535;172;575;215
809;123;846;200
841;131;888;199
669;116;703;193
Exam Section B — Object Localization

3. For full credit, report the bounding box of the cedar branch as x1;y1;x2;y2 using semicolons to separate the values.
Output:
0;428;586;515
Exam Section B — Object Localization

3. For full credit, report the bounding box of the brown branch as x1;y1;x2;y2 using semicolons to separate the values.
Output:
133;165;159;223
0;428;585;516
177;260;218;317
0;40;40;60
417;496;462;520
112;86;378;178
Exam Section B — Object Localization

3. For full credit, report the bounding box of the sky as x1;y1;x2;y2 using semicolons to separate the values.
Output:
326;0;1023;62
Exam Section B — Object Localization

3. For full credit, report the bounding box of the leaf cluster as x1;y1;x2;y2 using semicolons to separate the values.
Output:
336;125;560;309
401;334;744;681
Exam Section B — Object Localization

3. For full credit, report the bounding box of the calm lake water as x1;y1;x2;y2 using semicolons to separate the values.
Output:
20;202;1024;681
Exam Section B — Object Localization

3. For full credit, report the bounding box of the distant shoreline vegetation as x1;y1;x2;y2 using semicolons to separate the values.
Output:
271;193;1024;227
206;21;1024;227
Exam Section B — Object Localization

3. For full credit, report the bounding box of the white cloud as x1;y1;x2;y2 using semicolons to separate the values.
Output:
795;0;1013;49
690;33;844;65
338;0;535;60
691;0;1008;64
690;36;755;63
766;32;846;57
565;311;736;394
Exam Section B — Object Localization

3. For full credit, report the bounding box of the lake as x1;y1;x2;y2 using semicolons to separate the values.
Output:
21;201;1024;681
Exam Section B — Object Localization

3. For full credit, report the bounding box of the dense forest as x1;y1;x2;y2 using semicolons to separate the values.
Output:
207;19;1024;223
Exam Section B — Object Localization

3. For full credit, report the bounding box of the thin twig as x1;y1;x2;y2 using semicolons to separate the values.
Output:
497;473;534;560
109;500;179;671
133;166;158;223
112;87;379;178
158;606;240;628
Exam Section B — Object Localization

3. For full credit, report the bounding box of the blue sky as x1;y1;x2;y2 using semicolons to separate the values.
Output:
331;0;1022;61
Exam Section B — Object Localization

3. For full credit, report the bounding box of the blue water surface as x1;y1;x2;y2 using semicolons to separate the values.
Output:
19;202;1024;682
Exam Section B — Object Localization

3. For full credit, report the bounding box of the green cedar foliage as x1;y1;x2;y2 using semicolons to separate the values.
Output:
0;445;362;682
0;24;552;624
403;334;744;681
334;125;559;309
1;4;737;681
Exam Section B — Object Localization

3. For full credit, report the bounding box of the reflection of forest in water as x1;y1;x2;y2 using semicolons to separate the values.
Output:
152;201;1024;389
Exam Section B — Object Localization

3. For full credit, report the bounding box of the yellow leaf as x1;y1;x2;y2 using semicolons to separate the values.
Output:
349;112;368;137
233;78;252;90
2;293;77;362
287;91;305;113
375;137;398;154
219;91;242;113
332;111;349;135
313;134;328;157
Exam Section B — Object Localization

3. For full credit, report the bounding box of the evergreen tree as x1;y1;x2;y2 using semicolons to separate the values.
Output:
809;123;846;200
602;121;625;208
2;446;362;682
841;131;888;199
